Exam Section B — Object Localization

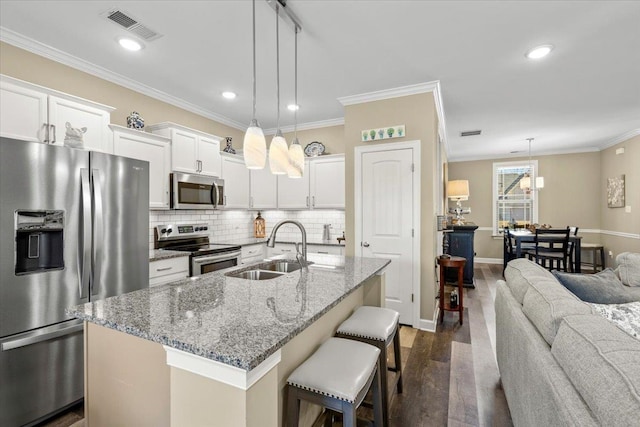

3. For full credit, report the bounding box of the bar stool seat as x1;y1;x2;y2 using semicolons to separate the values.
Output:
336;306;403;426
287;338;383;427
580;243;605;273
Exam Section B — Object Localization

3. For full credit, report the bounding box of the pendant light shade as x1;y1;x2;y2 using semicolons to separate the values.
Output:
244;119;267;169
520;138;544;191
269;130;289;174
288;138;304;178
243;0;266;169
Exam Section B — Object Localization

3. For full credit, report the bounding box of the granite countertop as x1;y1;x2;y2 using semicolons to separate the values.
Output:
67;254;389;371
213;237;345;247
149;249;190;262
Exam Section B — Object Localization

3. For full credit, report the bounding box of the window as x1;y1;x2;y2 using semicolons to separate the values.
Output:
492;160;539;235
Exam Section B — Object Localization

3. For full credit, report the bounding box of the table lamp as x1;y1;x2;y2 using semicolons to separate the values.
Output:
447;180;470;224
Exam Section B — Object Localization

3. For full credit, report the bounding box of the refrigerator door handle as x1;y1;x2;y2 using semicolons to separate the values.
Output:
1;322;83;351
79;169;91;299
91;169;104;296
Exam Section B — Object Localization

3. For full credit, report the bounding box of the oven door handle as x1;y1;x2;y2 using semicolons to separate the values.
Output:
192;250;242;265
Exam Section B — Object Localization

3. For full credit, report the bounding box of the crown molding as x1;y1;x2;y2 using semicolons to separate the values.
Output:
264;117;345;135
448;146;602;163
598;129;640;150
337;81;440;106
0;26;246;131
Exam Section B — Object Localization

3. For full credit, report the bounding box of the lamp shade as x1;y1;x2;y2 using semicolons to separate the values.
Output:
287;138;304;178
535;176;544;189
520;176;531;190
447;180;469;200
243;120;266;169
269;132;289;174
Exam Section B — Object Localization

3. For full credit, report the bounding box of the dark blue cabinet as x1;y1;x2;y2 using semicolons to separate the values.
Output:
444;224;478;288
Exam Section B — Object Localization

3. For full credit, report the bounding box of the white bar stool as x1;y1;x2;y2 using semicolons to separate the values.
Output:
335;306;403;426
286;337;384;427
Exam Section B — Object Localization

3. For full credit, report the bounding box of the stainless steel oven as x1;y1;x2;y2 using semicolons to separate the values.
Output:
155;224;241;277
171;172;225;210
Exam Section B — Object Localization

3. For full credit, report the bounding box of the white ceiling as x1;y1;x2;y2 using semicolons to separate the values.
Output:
1;1;639;161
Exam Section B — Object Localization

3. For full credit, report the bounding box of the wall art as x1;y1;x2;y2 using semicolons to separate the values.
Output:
361;124;405;142
607;175;625;208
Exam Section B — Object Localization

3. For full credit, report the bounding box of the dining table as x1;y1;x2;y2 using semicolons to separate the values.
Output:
505;230;583;273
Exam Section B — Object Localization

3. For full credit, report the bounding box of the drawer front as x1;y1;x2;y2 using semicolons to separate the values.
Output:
149;257;189;280
308;245;342;255
241;254;265;265
149;271;189;287
241;245;265;260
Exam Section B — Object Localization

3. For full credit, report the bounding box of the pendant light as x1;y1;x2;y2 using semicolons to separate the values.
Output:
288;26;304;178
243;0;267;169
520;137;544;191
269;4;289;175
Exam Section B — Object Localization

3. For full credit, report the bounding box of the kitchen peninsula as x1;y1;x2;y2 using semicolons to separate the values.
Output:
67;254;389;427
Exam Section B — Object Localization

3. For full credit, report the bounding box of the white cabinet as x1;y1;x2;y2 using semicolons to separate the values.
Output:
221;154;250;209
149;256;189;287
307;244;343;255
267;243;296;258
1;75;114;152
250;163;278;209
277;160;310;209
241;244;266;265
309;155;345;209
147;122;221;176
111;125;171;209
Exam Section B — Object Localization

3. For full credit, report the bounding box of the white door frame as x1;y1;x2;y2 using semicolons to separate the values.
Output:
354;140;421;328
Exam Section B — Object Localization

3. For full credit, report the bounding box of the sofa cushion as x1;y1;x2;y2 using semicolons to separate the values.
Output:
504;258;557;305
551;315;640;426
616;252;640;287
521;272;593;345
552;269;640;304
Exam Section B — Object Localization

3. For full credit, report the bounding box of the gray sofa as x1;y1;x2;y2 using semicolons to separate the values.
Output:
496;259;640;426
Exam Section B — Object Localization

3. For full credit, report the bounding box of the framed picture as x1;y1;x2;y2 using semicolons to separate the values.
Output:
607;175;625;208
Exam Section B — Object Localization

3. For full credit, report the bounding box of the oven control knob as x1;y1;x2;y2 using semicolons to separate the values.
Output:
203;226;208;231
194;227;199;231
160;228;167;234
166;228;173;234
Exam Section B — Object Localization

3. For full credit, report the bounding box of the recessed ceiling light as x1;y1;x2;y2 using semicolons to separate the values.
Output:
287;104;300;111
118;37;143;51
222;91;237;100
525;44;553;59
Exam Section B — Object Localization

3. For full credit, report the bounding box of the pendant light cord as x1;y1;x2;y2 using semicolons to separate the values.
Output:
252;0;257;121
294;26;298;139
275;5;280;131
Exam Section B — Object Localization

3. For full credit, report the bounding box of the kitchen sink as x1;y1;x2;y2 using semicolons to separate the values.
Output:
226;270;285;280
261;261;304;273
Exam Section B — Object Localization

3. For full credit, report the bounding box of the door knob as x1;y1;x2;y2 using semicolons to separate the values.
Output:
362;242;370;247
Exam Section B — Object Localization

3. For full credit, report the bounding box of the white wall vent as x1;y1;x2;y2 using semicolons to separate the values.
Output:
460;130;482;137
102;9;163;41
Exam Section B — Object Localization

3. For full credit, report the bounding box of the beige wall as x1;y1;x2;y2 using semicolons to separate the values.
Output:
344;92;441;320
0;42;245;143
600;136;640;264
448;137;639;263
282;124;345;155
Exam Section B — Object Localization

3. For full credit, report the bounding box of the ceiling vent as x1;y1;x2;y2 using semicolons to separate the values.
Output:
460;130;482;137
102;9;162;41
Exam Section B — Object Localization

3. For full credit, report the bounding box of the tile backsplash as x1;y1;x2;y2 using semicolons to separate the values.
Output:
149;209;345;250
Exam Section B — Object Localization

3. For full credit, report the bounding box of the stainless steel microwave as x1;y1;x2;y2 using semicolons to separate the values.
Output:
170;172;225;210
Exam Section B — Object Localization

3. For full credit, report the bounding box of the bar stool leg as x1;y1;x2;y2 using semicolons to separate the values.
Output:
342;403;357;427
392;329;403;394
287;387;300;427
372;360;384;427
377;340;389;426
599;248;605;272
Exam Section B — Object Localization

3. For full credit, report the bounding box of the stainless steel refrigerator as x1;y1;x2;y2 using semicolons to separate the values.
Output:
0;137;149;426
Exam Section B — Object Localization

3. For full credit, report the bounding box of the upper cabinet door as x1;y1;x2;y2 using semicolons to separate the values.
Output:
198;136;222;177
277;163;310;209
48;96;112;152
0;80;48;143
171;129;198;173
250;163;278;209
310;155;345;209
221;156;250;209
112;126;171;209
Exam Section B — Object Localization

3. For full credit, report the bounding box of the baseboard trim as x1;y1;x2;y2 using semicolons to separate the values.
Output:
418;306;439;333
476;257;502;264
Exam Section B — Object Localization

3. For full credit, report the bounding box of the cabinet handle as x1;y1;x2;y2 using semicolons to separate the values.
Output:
317;251;329;254
306;196;309;207
50;124;56;144
312;196;315;207
282;249;292;252
223;195;227;205
43;123;49;143
156;266;173;272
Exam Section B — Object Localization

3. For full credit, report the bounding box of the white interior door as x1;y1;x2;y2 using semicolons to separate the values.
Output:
361;148;414;323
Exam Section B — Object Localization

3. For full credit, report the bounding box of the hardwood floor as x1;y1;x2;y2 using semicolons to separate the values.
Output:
37;263;511;427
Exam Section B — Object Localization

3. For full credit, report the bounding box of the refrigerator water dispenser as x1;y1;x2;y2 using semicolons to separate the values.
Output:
15;210;64;275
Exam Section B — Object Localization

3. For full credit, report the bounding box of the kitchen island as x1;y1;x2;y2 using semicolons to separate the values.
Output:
67;254;389;427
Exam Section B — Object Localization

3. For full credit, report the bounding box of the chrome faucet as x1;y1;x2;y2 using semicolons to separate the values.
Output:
267;220;308;269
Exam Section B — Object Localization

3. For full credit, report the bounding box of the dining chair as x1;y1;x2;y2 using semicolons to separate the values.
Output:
568;226;579;272
503;227;517;273
526;227;571;271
